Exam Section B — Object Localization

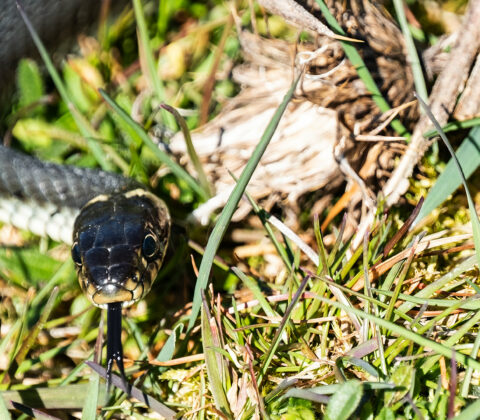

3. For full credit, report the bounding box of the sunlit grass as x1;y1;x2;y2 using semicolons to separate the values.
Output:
1;1;480;419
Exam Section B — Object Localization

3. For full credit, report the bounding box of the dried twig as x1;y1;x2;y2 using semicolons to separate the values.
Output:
383;0;480;206
258;0;336;38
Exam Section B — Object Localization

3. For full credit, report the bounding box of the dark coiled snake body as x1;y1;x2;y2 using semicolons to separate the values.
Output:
0;144;171;389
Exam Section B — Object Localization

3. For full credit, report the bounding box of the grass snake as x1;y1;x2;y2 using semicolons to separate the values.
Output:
0;144;171;390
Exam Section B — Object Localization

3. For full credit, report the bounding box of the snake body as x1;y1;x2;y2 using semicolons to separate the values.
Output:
0;144;171;388
0;145;140;242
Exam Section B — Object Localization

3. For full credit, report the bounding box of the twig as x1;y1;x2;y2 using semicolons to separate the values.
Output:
383;0;480;206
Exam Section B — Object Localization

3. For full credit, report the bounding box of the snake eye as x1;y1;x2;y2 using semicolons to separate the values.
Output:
142;234;158;259
71;242;82;266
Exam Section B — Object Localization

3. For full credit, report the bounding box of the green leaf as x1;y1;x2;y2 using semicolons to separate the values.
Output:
415;126;480;224
156;324;183;362
12;119;54;149
336;356;379;379
0;248;63;288
16;59;44;110
63;63;95;113
376;406;396;420
384;364;414;406
325;380;363;420
284;398;315;420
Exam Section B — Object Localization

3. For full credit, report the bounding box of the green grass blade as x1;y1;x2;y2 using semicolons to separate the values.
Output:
461;331;480;397
392;0;427;103
2;384;104;410
424;117;480;137
381;296;472;366
416;94;480;268
327;215;347;267
415;126;480;224
86;361;176;417
384;241;416;323
14;287;59;371
314;216;329;277
99;88;207;199
241;188;294;273
16;1;68;109
0;392;11;420
312;275;414;323
16;1;112;171
451;397;480;420
231;267;278;318
187;74;301;331
201;302;232;418
374;290;480;310
81;373;100;420
267;215;361;330
258;275;310;387
314;0;408;137
2;291;30;384
161;104;212;197
132;0;175;130
157;0;170;38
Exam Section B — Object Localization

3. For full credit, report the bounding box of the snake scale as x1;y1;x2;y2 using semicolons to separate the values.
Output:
0;144;171;389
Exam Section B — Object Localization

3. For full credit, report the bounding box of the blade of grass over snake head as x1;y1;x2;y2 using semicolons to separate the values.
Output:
187;73;302;331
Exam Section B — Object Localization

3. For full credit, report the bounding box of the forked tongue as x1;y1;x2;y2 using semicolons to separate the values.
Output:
106;302;129;395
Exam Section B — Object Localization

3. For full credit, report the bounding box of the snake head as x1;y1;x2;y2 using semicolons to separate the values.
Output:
71;189;170;309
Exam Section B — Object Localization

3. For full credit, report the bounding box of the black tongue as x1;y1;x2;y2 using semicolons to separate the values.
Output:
106;302;129;395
